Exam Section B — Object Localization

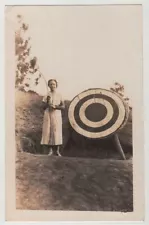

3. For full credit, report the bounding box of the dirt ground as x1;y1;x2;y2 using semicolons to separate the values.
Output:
16;152;133;211
15;90;133;211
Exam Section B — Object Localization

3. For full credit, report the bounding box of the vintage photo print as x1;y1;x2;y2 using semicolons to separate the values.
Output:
5;4;144;221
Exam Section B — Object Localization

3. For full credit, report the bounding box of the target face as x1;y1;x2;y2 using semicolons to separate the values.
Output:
68;88;129;139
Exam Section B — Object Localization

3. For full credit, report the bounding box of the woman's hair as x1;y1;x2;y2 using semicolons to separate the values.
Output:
48;79;58;87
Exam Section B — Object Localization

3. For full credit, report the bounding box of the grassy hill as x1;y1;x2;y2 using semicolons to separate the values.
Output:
15;90;133;211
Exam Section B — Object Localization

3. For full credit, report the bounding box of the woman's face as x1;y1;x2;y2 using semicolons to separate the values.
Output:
49;80;57;91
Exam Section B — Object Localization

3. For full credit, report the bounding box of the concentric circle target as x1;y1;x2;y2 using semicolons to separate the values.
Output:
68;88;129;139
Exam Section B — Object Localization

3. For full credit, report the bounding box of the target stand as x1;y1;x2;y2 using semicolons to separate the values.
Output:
68;88;129;160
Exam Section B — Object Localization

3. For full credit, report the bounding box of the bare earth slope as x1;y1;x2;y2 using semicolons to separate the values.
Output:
16;153;133;211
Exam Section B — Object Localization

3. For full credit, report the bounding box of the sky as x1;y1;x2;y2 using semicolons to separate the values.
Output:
6;5;142;103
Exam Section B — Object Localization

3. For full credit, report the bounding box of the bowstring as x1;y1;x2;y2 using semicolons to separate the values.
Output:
38;67;49;97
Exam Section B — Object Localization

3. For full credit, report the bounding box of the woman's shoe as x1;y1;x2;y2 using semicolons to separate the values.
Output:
48;149;53;156
57;149;62;157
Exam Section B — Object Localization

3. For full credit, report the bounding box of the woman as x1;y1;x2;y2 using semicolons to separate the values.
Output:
40;79;65;156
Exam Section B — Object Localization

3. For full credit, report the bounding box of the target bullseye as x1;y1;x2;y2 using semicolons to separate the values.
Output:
79;98;114;128
85;103;107;122
68;88;129;139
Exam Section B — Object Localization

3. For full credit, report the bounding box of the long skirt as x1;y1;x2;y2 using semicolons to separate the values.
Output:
40;108;62;146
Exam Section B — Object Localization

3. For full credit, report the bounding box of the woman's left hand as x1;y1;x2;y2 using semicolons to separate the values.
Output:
51;104;56;109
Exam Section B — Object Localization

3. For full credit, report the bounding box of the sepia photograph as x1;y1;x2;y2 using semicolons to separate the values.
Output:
5;4;144;221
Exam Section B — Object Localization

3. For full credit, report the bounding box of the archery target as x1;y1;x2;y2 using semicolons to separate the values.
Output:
68;88;129;139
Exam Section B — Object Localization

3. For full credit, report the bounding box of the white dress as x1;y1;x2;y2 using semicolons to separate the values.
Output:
40;91;63;146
